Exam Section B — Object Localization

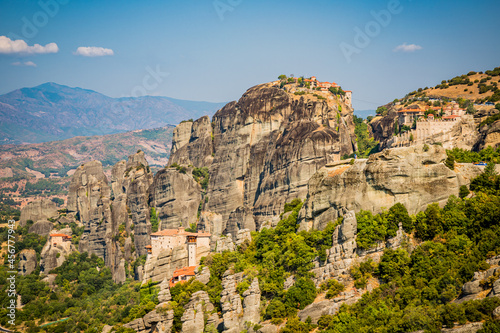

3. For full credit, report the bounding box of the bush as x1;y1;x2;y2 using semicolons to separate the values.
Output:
459;185;470;199
284;277;317;310
320;279;345;299
445;155;455;170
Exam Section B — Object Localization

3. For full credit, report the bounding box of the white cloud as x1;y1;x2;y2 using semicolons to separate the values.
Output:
0;36;58;55
11;61;37;67
74;46;114;57
393;43;422;52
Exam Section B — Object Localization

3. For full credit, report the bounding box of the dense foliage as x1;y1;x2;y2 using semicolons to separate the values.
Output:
0;252;159;332
446;146;500;164
343;115;379;159
2;155;500;332
316;167;500;332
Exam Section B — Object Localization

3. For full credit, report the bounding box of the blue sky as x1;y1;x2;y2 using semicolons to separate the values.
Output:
0;0;499;110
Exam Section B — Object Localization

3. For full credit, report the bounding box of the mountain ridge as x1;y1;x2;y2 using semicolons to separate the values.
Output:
0;82;226;145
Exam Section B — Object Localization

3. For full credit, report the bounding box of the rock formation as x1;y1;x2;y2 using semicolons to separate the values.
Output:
167;83;356;238
149;168;201;230
241;278;261;325
19;199;58;227
385;115;479;151
475;107;500;150
123;305;174;333
65;151;154;283
169;116;214;168
18;249;37;275
298;145;482;231
220;270;262;332
142;247;188;284
181;291;218;333
40;232;76;274
28;220;54;237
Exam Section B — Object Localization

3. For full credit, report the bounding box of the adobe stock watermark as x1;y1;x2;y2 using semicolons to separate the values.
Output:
213;0;242;21
8;0;70;41
5;219;17;326
340;0;404;63
107;64;170;129
128;65;170;98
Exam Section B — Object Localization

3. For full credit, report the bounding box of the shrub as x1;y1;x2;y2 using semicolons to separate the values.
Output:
445;155;455;170
459;185;470;199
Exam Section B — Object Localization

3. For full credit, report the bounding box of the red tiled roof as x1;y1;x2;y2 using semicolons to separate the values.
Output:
50;233;71;238
145;245;152;249
172;266;196;278
151;229;211;237
442;115;461;119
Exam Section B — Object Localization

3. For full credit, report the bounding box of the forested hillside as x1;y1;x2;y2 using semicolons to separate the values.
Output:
1;159;500;332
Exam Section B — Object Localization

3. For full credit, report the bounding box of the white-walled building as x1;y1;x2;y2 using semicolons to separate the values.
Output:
146;227;210;266
49;233;72;251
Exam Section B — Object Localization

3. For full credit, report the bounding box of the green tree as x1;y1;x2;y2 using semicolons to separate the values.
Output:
415;203;444;241
388;202;413;233
284;277;317;310
459;185;470;199
445;155;455;170
377;248;410;282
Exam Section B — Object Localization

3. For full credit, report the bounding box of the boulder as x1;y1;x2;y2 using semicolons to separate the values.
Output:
181;290;216;333
20;199;58;227
242;278;261;325
18;249;37;275
298;300;336;324
195;266;211;285
462;281;482;296
28;220;53;237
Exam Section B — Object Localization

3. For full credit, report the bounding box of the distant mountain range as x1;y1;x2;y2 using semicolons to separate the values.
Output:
0;125;175;180
0;82;226;145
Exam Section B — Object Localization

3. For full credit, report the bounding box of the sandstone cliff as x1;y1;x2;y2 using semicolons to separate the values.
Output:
149;168;201;230
371;103;499;151
65;151;154;283
298;145;482;231
167;83;356;238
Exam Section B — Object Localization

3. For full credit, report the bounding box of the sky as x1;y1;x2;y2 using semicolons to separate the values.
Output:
0;0;499;111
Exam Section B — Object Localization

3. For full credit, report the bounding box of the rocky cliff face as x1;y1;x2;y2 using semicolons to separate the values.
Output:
298;145;482;231
18;249;38;275
149;168;201;230
181;291;219;333
385;115;479;150
220;270;261;332
66;151;154;283
169;116;214;168
371;105;499;151
475;108;500;150
167;83;356;238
